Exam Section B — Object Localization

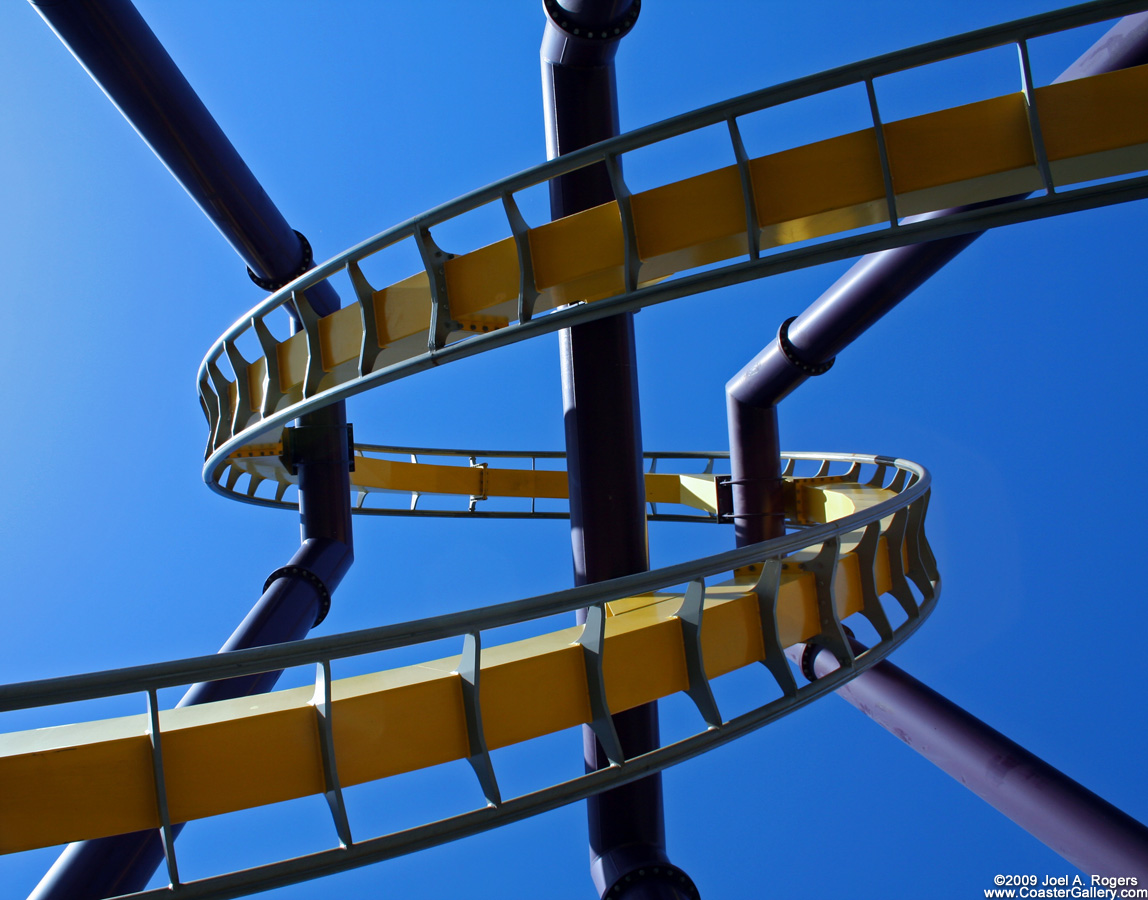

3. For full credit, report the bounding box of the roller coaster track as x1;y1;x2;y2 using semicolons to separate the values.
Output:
198;12;1148;506
2;451;938;899
3;3;1147;897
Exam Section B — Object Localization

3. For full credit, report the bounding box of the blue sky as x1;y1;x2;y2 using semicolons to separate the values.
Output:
2;2;1146;898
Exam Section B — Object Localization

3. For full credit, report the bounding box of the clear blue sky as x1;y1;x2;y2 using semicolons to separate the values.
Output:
2;2;1146;898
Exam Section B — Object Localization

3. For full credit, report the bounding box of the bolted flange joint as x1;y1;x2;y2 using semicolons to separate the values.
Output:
603;863;700;900
263;565;331;626
247;229;314;293
542;0;640;41
801;624;856;681
778;316;835;377
279;423;355;477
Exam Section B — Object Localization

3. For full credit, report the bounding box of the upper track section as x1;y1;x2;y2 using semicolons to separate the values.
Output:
197;1;1148;510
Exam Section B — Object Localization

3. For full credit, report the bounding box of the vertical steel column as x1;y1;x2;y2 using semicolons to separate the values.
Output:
542;3;697;898
724;12;1148;875
28;1;354;896
800;641;1148;879
725;398;785;548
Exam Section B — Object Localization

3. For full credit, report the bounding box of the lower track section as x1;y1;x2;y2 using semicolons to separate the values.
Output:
0;452;936;898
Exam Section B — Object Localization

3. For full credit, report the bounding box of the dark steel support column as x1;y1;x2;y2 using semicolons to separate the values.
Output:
724;13;1148;874
800;641;1148;880
543;3;697;898
28;0;339;316
725;398;785;547
29;1;355;896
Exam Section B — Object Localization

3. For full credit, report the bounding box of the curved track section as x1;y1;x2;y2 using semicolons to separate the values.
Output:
198;53;1148;506
1;452;936;898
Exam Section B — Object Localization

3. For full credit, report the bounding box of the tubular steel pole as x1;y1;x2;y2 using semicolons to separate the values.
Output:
28;0;354;896
28;0;339;316
800;642;1148;880
724;11;1148;875
542;3;698;898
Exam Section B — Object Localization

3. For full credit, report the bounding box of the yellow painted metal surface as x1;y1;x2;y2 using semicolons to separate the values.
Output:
0;482;889;853
752;130;887;244
1039;64;1148;161
885;93;1034;197
229;449;720;514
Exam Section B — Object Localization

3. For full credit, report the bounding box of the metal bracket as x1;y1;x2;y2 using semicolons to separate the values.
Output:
146;689;181;887
604;153;641;294
578;603;624;766
1017;39;1056;195
854;520;893;641
206;357;234;451
290;289;326;398
714;474;733;521
222;339;253;435
245;473;265;499
904;491;938;601
197;371;221;460
727;116;761;259
312;660;353;847
251;314;284;417
803;538;855;668
865;77;900;227
468;459;488;512
414;224;455;351
279;423;355;476
647;456;659;517
678;580;722;729
751;559;798;697
458;632;501;807
501;191;540;324
347;259;386;378
884;507;921;621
